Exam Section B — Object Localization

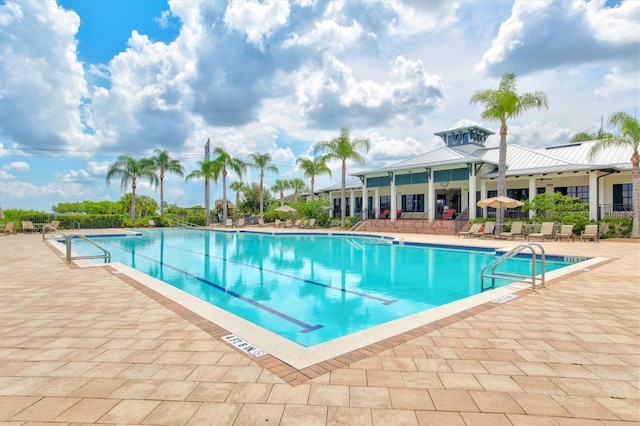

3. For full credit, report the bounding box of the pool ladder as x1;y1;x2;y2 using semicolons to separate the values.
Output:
42;225;110;264
480;243;545;292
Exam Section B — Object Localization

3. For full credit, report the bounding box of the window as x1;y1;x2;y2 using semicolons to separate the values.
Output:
556;186;589;203
333;198;351;217
401;194;424;212
613;183;632;211
379;196;390;212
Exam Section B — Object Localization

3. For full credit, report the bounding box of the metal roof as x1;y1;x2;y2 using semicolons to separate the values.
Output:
318;140;633;192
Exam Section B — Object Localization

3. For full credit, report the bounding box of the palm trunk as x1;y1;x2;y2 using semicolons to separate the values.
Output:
632;163;639;238
259;172;264;216
341;160;346;228
496;121;508;234
310;177;315;202
131;179;137;221
160;172;165;218
222;170;228;223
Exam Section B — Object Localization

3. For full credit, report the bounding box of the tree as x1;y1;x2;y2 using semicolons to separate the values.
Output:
313;127;370;227
238;182;275;215
289;178;307;203
212;147;247;221
588;112;640;238
151;149;184;218
185;159;216;225
271;179;291;206
297;155;332;202
247;152;278;218
230;180;246;207
120;194;158;218
570;131;614;143
106;155;158;220
470;72;548;233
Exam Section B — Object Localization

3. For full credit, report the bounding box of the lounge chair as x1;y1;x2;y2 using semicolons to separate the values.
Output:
528;222;555;241
307;218;316;229
499;221;524;240
555;224;575;242
458;223;481;238
225;218;233;228
21;221;36;233
580;224;599;242
472;221;495;239
275;219;281;228
148;219;156;227
284;219;293;228
379;209;390;219
2;222;16;236
293;219;302;228
443;209;456;220
236;218;245;228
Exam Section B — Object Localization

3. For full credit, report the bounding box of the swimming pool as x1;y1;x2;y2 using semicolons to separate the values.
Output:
68;229;577;347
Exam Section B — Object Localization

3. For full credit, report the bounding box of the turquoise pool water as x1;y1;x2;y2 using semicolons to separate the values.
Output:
70;229;575;347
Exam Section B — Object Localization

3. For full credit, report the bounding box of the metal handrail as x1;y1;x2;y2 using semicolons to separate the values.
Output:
64;233;111;264
172;219;199;228
480;243;545;292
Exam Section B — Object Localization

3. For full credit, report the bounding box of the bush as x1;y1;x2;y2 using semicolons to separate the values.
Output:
56;214;126;229
601;217;632;238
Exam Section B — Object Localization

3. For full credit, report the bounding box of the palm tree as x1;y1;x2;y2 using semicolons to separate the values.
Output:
247;152;278;217
289;178;307;203
297;155;332;201
209;147;247;221
106;155;158;221
185;159;216;225
230;180;246;206
271;179;291;206
313;127;370;227
151;149;184;218
470;72;548;233
588;112;640;238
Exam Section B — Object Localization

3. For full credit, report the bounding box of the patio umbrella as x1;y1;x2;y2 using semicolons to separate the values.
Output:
274;205;297;213
0;204;4;219
477;196;524;209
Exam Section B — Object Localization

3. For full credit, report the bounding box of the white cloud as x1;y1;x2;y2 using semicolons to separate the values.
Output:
3;161;30;171
385;0;460;36
56;168;90;184
283;18;364;52
0;169;16;180
224;0;290;50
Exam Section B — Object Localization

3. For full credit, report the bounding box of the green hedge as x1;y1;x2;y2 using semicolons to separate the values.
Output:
55;214;126;229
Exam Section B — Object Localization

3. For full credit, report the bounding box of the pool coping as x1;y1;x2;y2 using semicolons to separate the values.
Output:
45;229;612;385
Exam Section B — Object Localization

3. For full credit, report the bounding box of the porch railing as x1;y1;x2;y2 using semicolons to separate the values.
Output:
600;204;633;219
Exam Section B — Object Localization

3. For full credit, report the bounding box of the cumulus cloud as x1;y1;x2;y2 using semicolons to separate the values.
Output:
3;161;30;171
224;0;290;50
0;1;92;151
295;55;444;128
475;0;639;77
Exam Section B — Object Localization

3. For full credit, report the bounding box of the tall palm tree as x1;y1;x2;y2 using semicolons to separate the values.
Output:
588;112;640;238
297;155;332;201
106;155;158;221
209;147;247;221
313;127;370;227
271;179;291;206
289;178;307;203
247;152;278;217
185;159;215;225
470;72;548;233
151;149;184;218
230;180;246;206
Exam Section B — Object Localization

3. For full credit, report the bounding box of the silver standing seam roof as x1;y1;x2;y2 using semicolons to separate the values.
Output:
318;140;631;193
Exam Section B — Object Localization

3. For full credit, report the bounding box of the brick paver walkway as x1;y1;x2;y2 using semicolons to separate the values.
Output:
1;230;638;424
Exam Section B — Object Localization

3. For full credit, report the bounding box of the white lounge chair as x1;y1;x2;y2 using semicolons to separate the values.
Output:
499;221;524;239
471;221;495;239
580;224;599;242
458;223;481;238
528;222;555;241
555;224;575;242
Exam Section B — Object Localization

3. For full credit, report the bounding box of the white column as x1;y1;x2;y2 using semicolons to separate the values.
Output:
374;188;380;218
528;177;536;219
428;171;435;221
469;167;477;220
350;190;355;217
390;174;397;221
329;192;334;218
480;181;487;218
362;178;368;220
589;171;598;220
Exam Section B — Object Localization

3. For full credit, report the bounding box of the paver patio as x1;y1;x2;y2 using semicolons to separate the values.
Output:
1;230;638;425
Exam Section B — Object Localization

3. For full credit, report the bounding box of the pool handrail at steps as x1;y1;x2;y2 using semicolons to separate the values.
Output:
481;243;545;292
42;225;111;264
171;219;200;228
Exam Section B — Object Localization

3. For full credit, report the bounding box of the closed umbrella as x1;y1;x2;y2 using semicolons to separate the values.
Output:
477;196;524;209
0;204;4;219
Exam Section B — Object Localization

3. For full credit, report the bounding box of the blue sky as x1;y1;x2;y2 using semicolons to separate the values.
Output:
1;0;638;212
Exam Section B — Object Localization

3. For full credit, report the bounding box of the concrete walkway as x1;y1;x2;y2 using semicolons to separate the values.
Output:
1;230;638;425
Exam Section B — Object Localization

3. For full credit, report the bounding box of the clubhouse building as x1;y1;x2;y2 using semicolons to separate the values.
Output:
318;126;633;223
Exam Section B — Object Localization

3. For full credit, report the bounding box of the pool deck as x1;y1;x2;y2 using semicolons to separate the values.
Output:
1;229;639;425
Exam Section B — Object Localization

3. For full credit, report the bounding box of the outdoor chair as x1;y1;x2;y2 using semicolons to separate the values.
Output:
580;224;599;242
555;224;575;242
236;218;245;228
21;221;36;233
528;222;555;241
458;223;481;238
498;221;524;240
225;218;233;228
379;209;390;219
274;219;281;228
148;219;156;227
307;218;316;228
442;209;456;220
2;222;16;236
472;221;495;239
